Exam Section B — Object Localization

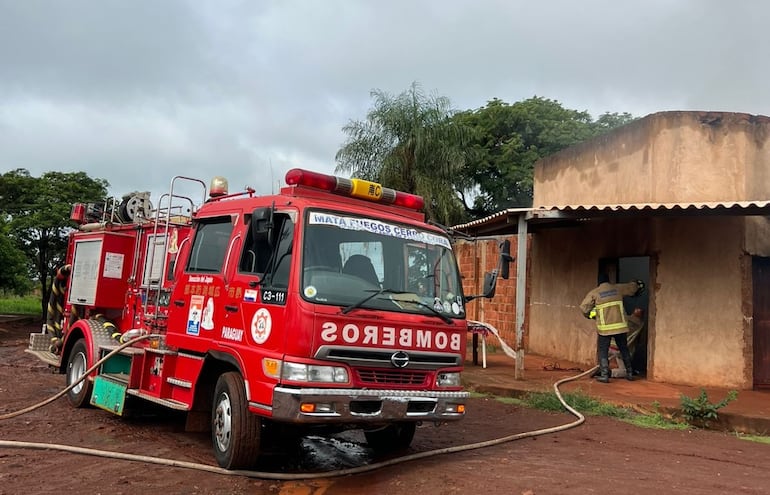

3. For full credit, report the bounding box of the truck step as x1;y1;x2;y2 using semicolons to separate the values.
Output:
167;377;192;389
24;349;59;367
126;389;189;410
27;332;60;366
28;332;54;351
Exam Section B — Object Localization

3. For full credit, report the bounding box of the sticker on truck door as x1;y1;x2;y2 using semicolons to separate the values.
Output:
187;295;204;335
201;297;215;330
251;308;272;344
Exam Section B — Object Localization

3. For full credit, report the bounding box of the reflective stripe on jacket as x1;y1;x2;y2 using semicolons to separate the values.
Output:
595;300;627;334
579;281;638;336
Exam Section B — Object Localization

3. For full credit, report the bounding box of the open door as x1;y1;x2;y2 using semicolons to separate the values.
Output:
619;256;650;376
600;256;651;377
752;257;770;389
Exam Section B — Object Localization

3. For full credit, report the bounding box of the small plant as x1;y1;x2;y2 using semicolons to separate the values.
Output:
679;389;738;428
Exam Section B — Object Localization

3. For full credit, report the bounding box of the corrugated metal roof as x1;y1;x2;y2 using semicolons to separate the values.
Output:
453;208;527;230
453;200;770;232
542;200;770;212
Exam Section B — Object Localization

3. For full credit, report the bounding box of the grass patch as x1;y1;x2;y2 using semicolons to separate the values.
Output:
494;395;528;406
521;390;632;418
0;295;40;315
486;390;689;430
735;433;770;444
626;412;689;430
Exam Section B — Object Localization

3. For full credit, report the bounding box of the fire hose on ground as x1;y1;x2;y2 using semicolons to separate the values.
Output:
0;334;597;480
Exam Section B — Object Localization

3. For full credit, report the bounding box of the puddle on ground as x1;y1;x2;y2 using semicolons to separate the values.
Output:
259;431;374;473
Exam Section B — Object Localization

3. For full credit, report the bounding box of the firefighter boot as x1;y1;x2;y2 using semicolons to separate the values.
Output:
596;358;610;383
623;356;634;381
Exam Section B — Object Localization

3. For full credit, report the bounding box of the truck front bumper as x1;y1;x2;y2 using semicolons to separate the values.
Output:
266;387;469;424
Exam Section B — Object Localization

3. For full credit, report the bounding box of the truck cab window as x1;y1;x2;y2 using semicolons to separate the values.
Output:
240;213;294;288
269;216;294;288
188;217;234;273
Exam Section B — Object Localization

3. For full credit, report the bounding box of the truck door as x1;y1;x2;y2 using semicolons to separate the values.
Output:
223;209;295;391
167;214;236;352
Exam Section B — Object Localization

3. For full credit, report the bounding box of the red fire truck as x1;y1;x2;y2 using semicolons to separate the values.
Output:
27;168;510;469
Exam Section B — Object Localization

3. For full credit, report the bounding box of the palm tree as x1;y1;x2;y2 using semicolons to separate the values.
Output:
335;82;467;225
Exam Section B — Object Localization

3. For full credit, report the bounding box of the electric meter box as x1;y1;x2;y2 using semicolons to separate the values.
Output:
68;232;136;308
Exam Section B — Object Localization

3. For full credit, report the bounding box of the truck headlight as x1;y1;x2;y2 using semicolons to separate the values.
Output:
281;362;349;384
436;372;461;387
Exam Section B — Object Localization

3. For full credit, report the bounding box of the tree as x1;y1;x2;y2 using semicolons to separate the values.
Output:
453;97;635;217
335;82;468;225
0;219;31;295
0;169;109;316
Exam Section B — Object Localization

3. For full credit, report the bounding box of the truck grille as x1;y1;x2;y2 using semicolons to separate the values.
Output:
356;369;429;386
315;345;462;370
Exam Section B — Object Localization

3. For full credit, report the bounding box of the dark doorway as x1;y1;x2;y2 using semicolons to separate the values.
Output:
599;256;650;376
619;257;650;375
752;257;770;389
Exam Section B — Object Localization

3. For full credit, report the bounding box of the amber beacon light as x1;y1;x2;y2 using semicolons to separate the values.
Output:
285;168;425;211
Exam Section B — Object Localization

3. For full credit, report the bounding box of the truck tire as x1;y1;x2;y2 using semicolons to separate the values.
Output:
211;372;261;469
364;422;416;453
66;338;93;408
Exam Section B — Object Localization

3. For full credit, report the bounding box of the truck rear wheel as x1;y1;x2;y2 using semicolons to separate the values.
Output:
211;372;261;469
66;338;93;408
364;422;416;453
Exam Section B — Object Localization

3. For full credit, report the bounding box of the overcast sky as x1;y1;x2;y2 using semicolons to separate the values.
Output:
1;0;767;203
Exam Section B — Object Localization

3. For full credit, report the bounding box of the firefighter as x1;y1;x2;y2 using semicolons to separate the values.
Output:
580;274;644;383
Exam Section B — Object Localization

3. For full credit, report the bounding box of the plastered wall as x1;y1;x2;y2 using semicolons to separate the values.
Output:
534;112;770;208
528;216;751;388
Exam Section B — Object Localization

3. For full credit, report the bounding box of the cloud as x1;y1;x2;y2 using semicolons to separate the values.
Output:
1;0;769;202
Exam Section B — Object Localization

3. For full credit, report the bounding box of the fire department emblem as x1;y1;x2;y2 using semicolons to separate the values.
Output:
251;308;272;344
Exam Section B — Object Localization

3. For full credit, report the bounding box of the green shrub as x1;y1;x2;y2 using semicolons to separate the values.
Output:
679;389;738;428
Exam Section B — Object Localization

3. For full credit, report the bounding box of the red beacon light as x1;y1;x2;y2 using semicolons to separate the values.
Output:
285;168;425;211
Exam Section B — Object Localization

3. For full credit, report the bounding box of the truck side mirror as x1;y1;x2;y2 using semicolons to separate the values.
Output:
481;271;497;298
465;240;515;302
251;206;274;244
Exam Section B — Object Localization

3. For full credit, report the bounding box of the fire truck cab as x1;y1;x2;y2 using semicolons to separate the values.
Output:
28;168;511;469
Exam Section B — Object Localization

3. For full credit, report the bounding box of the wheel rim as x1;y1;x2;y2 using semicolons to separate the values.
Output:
68;351;87;395
214;391;233;453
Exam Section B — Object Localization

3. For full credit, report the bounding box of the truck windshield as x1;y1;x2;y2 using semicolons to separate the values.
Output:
301;210;465;320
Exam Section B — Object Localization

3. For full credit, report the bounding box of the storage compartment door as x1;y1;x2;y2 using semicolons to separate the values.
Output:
69;239;102;305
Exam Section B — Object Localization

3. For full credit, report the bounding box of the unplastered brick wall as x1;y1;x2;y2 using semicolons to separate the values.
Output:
454;236;520;346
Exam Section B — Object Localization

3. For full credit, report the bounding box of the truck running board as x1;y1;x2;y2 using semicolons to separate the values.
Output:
126;389;190;411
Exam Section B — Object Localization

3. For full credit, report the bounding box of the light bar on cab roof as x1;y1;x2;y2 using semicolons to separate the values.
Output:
285;168;425;211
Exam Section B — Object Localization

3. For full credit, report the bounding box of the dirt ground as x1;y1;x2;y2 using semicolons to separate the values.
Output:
2;318;770;495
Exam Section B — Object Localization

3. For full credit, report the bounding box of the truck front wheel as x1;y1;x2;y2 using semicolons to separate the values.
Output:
66;338;93;408
364;422;416;453
211;372;262;469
